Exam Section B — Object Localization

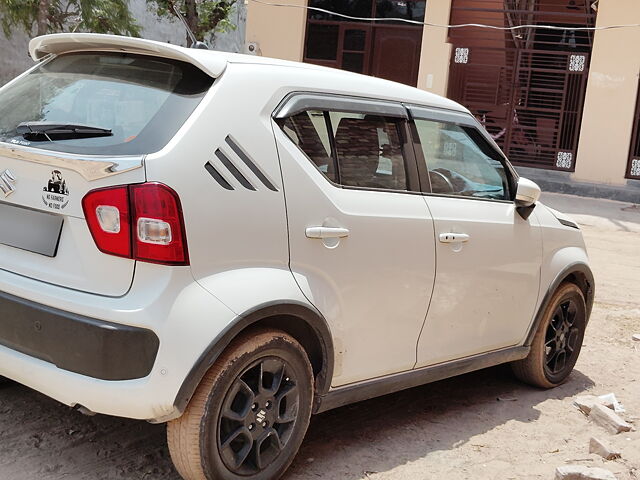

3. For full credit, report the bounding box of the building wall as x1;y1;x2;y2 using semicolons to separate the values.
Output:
245;0;640;199
0;30;33;86
416;0;452;96
245;0;307;61
573;0;640;186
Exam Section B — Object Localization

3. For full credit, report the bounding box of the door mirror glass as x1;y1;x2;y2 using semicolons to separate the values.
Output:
515;177;541;208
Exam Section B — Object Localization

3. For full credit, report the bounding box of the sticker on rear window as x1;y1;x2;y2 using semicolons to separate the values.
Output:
42;170;69;210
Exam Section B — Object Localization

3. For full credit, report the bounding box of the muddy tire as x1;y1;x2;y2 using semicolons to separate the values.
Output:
167;329;313;480
512;282;587;388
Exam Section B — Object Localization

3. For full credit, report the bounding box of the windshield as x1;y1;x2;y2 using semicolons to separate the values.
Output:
0;52;213;155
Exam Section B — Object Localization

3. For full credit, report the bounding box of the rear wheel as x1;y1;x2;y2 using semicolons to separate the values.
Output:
512;282;586;388
168;329;313;480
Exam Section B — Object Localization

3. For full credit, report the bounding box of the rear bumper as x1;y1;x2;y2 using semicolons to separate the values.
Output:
0;263;237;422
0;290;159;381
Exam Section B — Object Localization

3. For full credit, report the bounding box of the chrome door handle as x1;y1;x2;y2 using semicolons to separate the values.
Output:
439;233;470;243
306;226;350;239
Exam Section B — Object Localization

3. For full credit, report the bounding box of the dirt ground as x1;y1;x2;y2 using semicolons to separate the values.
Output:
0;192;638;480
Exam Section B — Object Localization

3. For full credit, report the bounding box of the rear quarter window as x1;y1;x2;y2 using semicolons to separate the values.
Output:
0;52;213;156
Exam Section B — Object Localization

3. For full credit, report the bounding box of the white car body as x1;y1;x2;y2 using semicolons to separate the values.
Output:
0;33;593;423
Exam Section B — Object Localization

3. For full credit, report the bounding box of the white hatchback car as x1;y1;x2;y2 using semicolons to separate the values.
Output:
0;33;594;480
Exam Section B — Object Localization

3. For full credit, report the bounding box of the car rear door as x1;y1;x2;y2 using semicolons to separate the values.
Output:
274;94;436;387
409;106;543;367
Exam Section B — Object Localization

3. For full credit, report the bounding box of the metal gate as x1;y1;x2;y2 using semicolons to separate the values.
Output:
627;80;640;180
447;0;596;171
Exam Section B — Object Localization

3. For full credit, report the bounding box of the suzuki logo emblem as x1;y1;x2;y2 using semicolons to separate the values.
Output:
0;169;16;198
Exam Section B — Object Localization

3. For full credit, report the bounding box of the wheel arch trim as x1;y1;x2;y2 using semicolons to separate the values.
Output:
173;300;334;415
525;262;595;346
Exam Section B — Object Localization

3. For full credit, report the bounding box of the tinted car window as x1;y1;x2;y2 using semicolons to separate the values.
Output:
0;53;213;156
414;119;510;200
281;110;337;182
330;112;407;190
281;108;408;191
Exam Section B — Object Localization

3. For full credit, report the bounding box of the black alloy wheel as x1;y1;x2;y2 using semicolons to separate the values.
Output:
544;299;581;380
217;357;300;475
167;329;313;480
511;282;587;388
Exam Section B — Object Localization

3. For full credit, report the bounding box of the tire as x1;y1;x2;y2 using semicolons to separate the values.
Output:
168;329;314;480
512;282;587;388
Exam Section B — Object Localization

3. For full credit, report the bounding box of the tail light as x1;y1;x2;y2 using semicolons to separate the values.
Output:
82;183;189;265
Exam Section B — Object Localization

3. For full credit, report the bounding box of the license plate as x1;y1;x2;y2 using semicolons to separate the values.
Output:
0;202;63;257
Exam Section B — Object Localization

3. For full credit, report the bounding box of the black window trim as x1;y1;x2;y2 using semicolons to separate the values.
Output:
273;92;422;194
323;111;341;182
406;104;519;204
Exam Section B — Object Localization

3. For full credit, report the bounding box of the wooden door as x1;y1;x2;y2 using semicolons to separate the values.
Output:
370;26;422;86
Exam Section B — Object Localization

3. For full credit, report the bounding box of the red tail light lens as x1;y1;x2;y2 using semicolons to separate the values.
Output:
130;183;189;265
82;186;131;258
82;183;189;266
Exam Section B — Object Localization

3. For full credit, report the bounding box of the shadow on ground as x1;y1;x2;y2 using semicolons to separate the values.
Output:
285;365;594;479
0;365;594;479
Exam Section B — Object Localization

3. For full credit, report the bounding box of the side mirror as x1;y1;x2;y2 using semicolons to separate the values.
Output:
515;177;541;220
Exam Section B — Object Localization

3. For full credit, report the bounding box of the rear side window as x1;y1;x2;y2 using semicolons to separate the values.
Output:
280;109;408;191
0;53;213;156
329;112;407;190
281;110;336;182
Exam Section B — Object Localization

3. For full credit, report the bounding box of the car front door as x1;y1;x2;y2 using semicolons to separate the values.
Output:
409;106;543;368
273;95;436;386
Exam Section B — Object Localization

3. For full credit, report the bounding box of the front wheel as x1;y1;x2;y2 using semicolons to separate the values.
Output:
512;282;587;388
168;329;314;480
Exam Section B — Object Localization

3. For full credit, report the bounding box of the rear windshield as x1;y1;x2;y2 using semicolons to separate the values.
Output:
0;52;214;155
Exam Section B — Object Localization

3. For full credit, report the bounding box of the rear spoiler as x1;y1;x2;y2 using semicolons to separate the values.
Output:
29;33;227;78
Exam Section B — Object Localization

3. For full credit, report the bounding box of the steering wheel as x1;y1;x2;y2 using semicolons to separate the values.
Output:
429;169;455;194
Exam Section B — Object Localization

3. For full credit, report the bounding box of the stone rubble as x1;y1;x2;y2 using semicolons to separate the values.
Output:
574;395;602;415
574;394;625;415
555;465;617;480
589;403;633;435
588;437;621;460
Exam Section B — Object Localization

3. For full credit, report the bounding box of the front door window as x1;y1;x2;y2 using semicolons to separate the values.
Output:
413;118;511;200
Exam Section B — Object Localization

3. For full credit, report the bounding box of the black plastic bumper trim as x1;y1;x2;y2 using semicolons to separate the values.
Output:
524;262;594;347
0;290;159;381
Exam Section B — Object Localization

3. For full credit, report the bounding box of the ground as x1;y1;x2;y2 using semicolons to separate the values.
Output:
0;192;638;480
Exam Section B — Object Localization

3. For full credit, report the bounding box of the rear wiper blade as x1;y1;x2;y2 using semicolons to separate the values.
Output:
16;121;113;140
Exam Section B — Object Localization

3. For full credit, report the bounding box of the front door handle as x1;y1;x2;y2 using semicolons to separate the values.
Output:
439;233;470;243
306;226;350;239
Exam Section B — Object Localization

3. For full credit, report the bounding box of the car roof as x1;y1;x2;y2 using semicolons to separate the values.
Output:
29;33;468;114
